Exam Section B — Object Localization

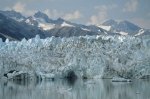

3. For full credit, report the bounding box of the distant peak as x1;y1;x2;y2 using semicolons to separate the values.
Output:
102;19;140;27
102;19;118;26
35;11;45;15
57;17;65;22
0;10;25;19
105;19;116;23
118;20;140;28
2;10;19;14
34;11;49;19
119;20;131;24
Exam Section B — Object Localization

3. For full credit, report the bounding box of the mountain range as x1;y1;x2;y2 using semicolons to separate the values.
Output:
0;10;149;41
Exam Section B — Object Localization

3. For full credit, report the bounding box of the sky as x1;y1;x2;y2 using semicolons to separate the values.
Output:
0;0;150;29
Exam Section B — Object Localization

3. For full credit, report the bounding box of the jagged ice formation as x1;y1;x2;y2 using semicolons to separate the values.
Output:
0;35;150;80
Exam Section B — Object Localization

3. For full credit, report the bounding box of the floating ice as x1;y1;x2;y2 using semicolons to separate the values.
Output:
111;77;131;82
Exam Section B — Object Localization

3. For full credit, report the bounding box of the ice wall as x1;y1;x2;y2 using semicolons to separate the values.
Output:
0;35;150;79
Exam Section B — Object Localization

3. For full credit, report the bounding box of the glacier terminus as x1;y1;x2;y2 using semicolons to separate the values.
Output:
0;35;150;81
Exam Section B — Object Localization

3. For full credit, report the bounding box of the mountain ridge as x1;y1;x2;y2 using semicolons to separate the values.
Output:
0;10;149;41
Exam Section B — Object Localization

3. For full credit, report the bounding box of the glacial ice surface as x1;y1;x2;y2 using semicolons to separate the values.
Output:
0;35;150;79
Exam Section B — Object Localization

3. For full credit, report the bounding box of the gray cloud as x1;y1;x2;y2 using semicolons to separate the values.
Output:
123;0;138;12
44;9;82;21
131;18;150;29
88;4;117;25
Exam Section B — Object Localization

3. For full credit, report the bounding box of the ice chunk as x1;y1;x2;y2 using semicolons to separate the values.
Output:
112;77;132;82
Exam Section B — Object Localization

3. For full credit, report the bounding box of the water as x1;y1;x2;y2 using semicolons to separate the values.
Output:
0;79;150;99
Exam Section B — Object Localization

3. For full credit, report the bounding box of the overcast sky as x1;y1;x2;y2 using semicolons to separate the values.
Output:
0;0;150;29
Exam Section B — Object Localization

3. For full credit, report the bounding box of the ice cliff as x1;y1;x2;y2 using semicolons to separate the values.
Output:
0;35;150;80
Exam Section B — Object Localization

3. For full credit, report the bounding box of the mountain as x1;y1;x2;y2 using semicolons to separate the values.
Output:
102;19;118;27
48;26;101;37
0;10;149;41
24;11;106;36
25;11;104;32
0;10;26;21
99;19;149;36
0;13;47;41
0;10;105;41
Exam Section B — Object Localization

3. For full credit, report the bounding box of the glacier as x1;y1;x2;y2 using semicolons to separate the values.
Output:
0;35;150;80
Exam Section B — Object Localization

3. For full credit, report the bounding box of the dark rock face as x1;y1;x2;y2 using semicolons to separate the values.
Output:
82;76;88;79
11;73;32;86
3;70;19;78
12;73;30;80
65;71;77;85
4;73;8;77
66;71;77;79
140;75;150;79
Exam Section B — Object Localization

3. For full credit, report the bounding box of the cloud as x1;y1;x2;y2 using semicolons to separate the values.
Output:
63;10;82;20
87;5;108;25
131;18;150;29
44;9;82;21
88;5;117;25
148;13;150;17
123;0;138;12
12;2;25;13
7;2;82;21
44;9;64;19
6;2;35;16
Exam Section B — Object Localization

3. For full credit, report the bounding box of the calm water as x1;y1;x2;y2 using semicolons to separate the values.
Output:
0;79;150;99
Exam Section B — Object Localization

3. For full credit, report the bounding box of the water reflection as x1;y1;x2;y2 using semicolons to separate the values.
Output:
0;79;150;99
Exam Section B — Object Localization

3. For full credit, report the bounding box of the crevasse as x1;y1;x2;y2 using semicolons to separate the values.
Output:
0;35;150;79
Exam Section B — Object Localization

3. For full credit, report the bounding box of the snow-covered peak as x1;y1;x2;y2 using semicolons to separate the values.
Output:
100;19;142;35
56;18;65;23
102;19;118;27
55;18;72;25
102;19;141;30
34;11;48;18
34;11;51;22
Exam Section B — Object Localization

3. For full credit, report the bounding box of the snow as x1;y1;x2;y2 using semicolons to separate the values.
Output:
0;35;150;80
38;23;55;30
117;31;128;35
61;22;74;27
98;25;111;31
135;29;145;36
25;19;34;26
81;28;91;31
25;19;30;24
35;17;55;30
